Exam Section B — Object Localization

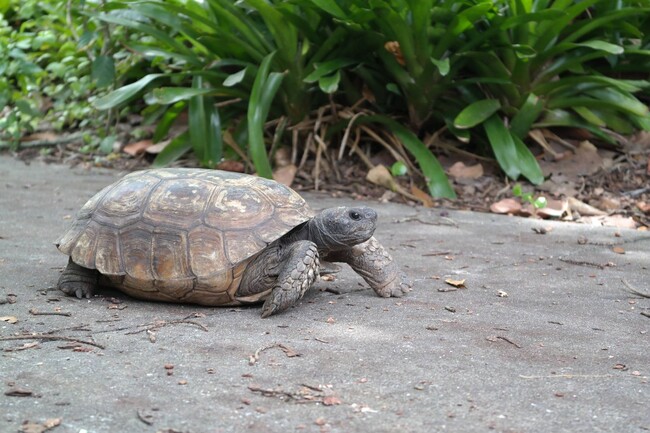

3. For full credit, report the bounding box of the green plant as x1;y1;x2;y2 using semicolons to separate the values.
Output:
0;0;144;149
87;0;650;200
92;0;335;174
451;0;650;184
513;183;547;209
92;0;457;196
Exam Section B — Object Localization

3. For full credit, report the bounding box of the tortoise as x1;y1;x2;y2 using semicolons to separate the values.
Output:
56;168;412;317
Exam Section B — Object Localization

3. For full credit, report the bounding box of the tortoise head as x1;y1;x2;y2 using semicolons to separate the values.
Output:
310;206;377;251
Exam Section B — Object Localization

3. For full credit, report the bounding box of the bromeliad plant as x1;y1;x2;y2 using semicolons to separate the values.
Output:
90;0;650;200
450;0;650;184
93;0;353;178
92;0;458;197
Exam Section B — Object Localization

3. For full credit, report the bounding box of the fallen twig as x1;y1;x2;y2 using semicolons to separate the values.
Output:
29;308;71;317
248;385;302;401
393;215;458;227
247;384;340;405
558;258;614;269
136;409;154;426
249;343;301;366
0;334;104;349
622;279;650;298
95;319;208;335
519;374;613;379
496;335;522;349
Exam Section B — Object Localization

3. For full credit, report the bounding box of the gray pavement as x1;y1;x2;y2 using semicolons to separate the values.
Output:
0;154;648;433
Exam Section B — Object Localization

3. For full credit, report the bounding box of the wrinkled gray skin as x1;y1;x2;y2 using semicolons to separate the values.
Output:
242;206;411;317
59;206;412;317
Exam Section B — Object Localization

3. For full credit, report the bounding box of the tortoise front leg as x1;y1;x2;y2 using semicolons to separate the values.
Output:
58;258;99;299
323;236;412;298
260;241;319;318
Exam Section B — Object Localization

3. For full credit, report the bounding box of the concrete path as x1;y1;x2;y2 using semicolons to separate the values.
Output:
0;155;648;433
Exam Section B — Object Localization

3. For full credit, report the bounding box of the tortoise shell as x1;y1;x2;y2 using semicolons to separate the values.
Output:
56;168;313;306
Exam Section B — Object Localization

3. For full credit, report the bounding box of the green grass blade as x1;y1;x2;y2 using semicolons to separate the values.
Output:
363;115;456;199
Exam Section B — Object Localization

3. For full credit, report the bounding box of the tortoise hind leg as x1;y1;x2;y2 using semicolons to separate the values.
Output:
58;258;99;299
261;241;319;318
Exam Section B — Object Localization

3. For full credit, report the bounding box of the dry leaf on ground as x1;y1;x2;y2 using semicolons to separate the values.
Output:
568;197;606;216
20;418;61;433
578;215;637;229
143;140;171;155
273;164;297;186
448;161;484;180
540;140;603;179
445;278;466;288
490;198;522;214
410;185;434;207
122;139;153;156
366;165;399;191
536;198;569;218
636;201;650;214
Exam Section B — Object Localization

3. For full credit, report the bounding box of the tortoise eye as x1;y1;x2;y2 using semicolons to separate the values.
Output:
349;210;361;220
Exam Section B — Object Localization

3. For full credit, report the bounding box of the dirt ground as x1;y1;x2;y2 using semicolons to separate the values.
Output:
0;153;649;433
11;127;650;231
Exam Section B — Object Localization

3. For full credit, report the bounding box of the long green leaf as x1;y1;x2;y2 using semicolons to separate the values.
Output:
91;55;115;88
512;134;544;185
244;0;297;63
309;0;346;19
454;99;501;129
189;76;223;167
248;52;284;178
576;40;624;55
510;93;544;139
95;12;200;64
152;132;191;167
149;87;216;105
153;102;186;143
318;71;341;94
93;74;164;109
362;115;456;199
484;115;543;184
303;59;356;83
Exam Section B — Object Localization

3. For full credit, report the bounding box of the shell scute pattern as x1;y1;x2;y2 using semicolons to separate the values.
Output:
56;168;313;301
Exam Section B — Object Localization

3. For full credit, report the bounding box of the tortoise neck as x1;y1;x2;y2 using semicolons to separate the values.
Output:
283;219;348;253
306;218;349;252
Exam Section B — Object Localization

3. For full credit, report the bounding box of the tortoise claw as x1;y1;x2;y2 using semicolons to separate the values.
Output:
58;258;98;300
